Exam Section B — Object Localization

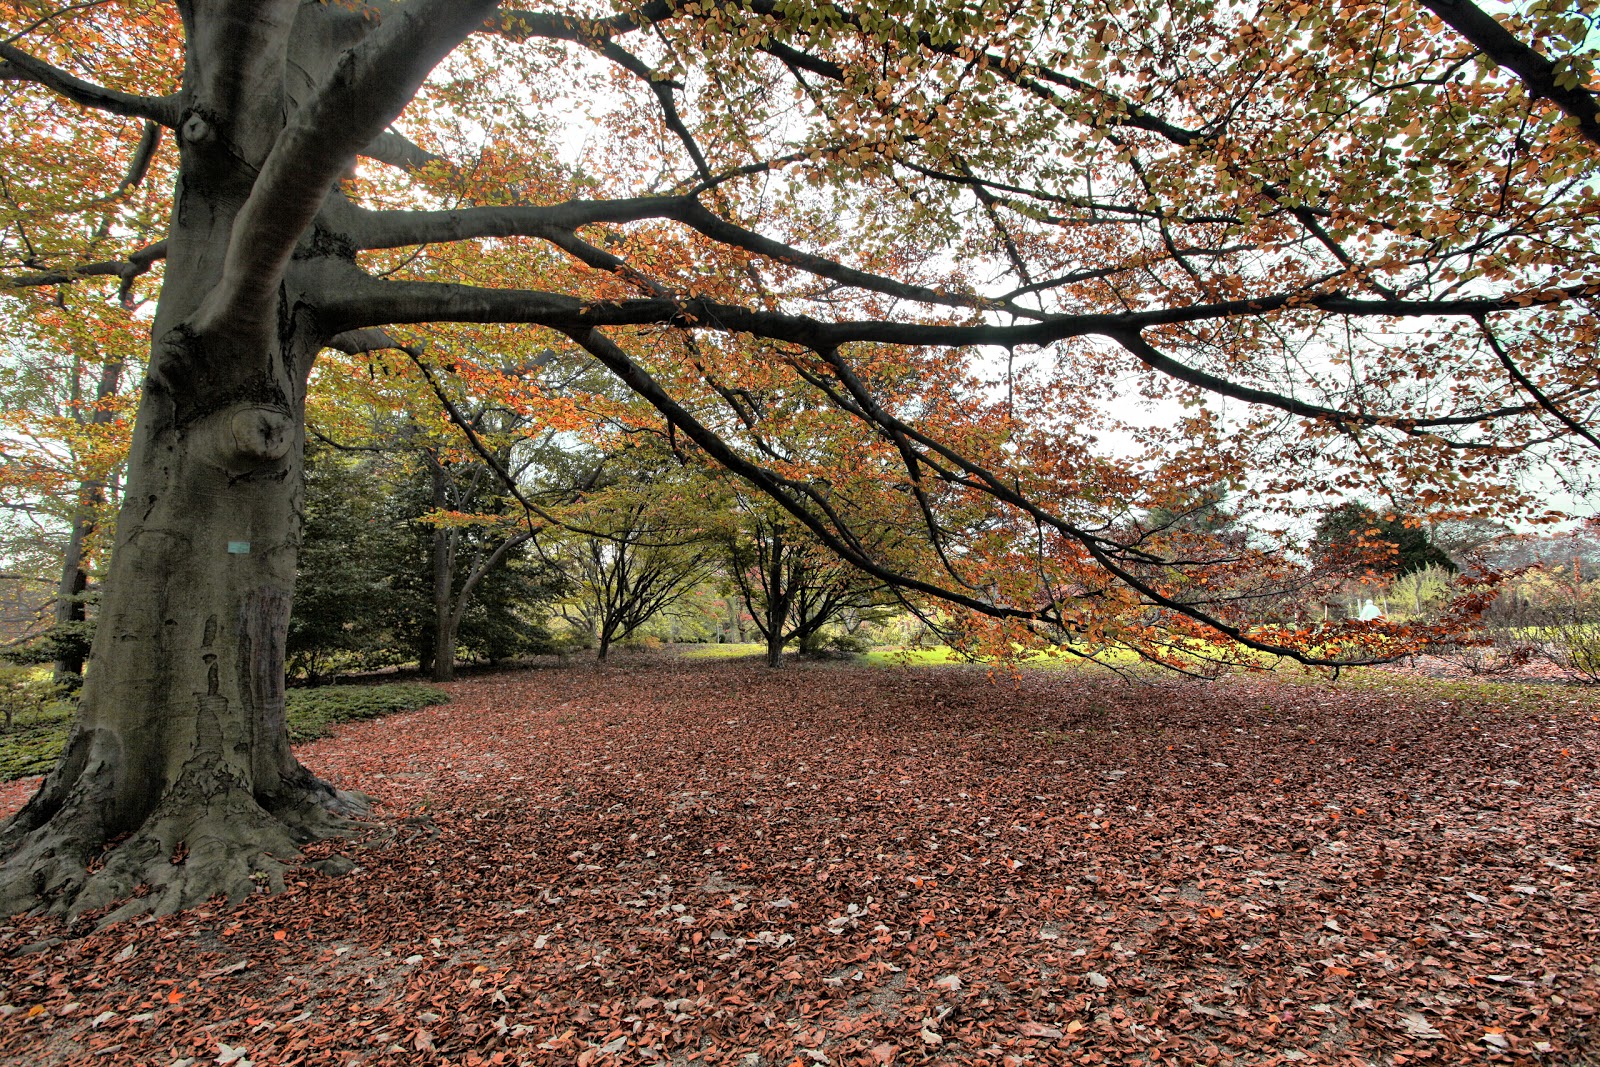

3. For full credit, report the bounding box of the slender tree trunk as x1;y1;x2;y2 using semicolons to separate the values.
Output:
53;357;125;684
50;528;90;683
764;529;787;668
430;590;457;681
428;464;457;683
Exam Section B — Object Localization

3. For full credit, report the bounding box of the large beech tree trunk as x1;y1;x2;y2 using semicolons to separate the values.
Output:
0;240;367;917
0;0;451;919
0;372;362;920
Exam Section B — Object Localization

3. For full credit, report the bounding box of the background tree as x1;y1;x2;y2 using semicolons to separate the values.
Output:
1314;502;1458;579
720;495;888;667
1428;518;1516;571
301;339;589;680
1141;483;1239;539
555;450;715;662
285;444;397;684
290;439;571;681
382;448;568;678
0;289;141;683
0;0;1596;915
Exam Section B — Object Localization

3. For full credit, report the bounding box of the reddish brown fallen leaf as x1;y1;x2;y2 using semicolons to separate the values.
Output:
1;658;1596;1067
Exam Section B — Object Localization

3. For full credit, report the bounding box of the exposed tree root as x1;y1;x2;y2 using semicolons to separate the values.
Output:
0;756;368;925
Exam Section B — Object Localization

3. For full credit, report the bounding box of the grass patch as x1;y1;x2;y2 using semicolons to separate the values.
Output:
679;643;767;660
1280;664;1600;717
0;683;448;782
858;646;970;667
857;644;1148;670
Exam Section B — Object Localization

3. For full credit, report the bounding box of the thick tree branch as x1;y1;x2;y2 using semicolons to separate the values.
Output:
321;266;1600;353
326;326;416;358
360;129;441;172
1419;0;1600;148
115;121;162;194
340;196;681;248
342;196;1027;315
195;0;502;340
0;41;179;125
495;4;674;42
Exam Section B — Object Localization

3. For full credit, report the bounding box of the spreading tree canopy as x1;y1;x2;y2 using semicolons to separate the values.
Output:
0;0;1596;916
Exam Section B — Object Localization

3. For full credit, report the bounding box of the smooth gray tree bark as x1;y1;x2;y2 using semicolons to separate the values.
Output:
0;0;501;920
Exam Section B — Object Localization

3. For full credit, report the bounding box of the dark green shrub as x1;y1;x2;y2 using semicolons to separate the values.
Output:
284;683;449;742
0;682;448;781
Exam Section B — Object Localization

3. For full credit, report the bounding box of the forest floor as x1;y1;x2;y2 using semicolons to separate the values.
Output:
1;656;1598;1066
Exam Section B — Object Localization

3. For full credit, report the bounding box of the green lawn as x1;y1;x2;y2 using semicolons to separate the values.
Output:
857;645;974;667
0;682;448;782
744;641;1600;713
686;642;1183;670
859;644;1158;670
1283;663;1600;715
679;642;768;660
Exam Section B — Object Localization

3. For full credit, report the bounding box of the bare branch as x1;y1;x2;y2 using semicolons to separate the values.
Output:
591;39;712;182
2;240;167;301
1477;315;1600;451
1110;330;1534;441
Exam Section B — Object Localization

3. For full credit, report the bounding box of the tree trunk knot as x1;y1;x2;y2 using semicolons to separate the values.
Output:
208;404;293;472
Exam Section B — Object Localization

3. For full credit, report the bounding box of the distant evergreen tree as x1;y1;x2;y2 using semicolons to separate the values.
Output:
1143;483;1237;535
288;446;403;682
290;447;567;680
1313;502;1455;577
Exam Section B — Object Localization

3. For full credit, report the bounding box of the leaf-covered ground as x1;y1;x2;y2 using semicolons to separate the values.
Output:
2;659;1598;1066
